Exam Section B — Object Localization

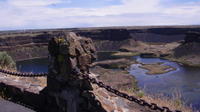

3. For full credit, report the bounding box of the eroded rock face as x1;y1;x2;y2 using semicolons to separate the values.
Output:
173;32;200;66
46;32;105;112
184;32;200;43
77;29;132;41
48;32;96;75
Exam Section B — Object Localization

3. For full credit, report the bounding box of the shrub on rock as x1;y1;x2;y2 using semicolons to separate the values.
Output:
0;51;16;69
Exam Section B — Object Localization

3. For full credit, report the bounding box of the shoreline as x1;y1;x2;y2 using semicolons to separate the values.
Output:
15;56;48;62
112;50;200;68
91;56;192;112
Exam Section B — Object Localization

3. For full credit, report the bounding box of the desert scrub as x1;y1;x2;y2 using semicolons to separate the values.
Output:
0;51;16;69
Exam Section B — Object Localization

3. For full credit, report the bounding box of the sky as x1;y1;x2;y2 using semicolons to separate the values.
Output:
0;0;200;30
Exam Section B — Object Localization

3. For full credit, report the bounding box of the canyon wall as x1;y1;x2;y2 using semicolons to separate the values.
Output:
0;26;200;60
0;32;50;61
172;31;200;66
174;32;200;56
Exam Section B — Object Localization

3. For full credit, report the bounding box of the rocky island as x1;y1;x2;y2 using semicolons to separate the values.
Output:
139;62;176;75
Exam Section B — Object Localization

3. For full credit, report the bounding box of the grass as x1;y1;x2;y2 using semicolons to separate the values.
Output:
122;88;193;112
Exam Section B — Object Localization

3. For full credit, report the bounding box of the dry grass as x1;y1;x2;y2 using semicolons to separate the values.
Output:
123;88;193;112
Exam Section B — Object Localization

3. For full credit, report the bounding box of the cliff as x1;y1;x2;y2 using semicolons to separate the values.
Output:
0;25;200;60
173;32;200;66
0;32;50;61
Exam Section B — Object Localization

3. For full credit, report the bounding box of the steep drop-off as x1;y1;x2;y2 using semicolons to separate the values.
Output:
0;25;200;60
0;32;50;61
173;32;200;66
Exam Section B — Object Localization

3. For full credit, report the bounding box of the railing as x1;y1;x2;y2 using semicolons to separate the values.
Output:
0;68;181;112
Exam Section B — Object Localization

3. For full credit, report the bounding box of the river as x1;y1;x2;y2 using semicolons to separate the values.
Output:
130;56;200;110
16;54;200;111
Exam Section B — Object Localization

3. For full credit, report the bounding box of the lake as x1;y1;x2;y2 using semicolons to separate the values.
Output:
16;54;200;111
130;56;200;110
16;58;48;73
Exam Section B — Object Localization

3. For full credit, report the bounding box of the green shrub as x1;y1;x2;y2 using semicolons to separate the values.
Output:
136;91;145;98
0;51;16;69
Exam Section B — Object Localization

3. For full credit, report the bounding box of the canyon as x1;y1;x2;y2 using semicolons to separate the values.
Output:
1;26;199;111
0;25;200;61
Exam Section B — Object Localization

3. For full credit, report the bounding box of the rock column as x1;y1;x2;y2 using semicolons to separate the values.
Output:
45;32;105;112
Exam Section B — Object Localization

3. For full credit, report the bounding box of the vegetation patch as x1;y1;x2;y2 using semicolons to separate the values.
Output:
0;51;16;69
139;62;176;75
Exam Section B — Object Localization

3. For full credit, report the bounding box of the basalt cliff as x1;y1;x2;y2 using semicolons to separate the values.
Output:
173;31;200;66
0;25;200;61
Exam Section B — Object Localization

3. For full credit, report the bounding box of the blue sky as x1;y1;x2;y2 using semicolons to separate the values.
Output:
0;0;200;30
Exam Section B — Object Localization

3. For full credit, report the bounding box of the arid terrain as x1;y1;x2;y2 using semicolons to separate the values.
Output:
0;25;200;112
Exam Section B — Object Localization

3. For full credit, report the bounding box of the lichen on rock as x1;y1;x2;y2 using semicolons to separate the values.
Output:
46;32;105;112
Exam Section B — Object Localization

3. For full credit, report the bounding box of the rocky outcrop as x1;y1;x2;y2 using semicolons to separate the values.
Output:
174;32;200;56
45;32;106;112
184;32;200;43
173;32;200;66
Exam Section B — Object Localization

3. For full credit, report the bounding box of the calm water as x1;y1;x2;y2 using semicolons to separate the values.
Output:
130;56;200;110
16;54;200;110
16;58;48;73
